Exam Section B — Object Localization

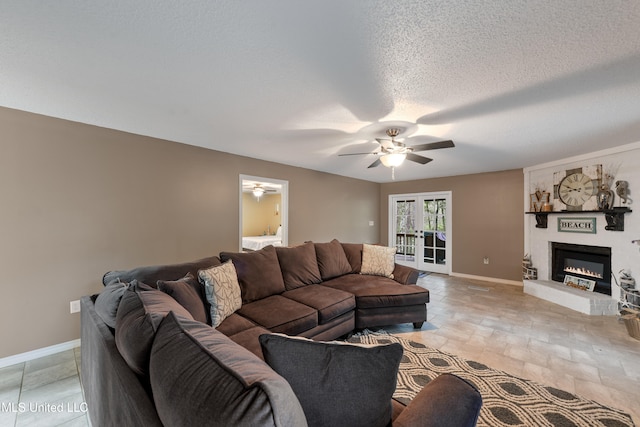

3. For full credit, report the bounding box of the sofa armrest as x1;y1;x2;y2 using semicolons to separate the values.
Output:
81;296;163;427
392;264;420;285
393;373;482;427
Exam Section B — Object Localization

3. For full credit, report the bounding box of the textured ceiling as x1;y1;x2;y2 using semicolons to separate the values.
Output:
2;1;640;182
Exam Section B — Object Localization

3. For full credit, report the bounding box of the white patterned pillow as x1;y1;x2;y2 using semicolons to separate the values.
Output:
198;261;242;328
360;244;396;279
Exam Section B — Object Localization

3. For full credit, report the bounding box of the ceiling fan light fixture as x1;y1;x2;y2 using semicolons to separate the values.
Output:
380;153;406;167
252;186;265;198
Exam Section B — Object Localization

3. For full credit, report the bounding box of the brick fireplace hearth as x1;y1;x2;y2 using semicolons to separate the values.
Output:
523;280;618;315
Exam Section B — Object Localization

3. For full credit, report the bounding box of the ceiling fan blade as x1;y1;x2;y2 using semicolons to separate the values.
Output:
338;152;375;156
409;140;455;152
367;158;382;168
406;153;433;165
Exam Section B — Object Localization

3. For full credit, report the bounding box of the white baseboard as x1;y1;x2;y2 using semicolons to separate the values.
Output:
0;339;81;369
450;272;523;287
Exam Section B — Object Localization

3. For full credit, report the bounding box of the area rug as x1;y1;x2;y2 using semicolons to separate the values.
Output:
348;331;634;427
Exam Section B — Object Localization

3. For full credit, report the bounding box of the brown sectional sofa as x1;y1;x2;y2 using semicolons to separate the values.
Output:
82;240;482;426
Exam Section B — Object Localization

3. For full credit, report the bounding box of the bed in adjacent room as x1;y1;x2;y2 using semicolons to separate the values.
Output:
242;226;282;251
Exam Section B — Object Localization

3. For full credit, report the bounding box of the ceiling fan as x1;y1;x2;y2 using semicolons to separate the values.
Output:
339;128;455;172
243;183;279;199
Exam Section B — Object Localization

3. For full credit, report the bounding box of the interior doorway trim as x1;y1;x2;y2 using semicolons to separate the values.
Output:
239;174;289;251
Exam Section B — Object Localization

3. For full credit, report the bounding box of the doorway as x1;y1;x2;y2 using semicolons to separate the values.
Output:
239;175;288;251
389;191;452;274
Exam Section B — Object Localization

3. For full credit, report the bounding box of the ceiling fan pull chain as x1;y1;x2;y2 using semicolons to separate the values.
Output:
392;166;396;180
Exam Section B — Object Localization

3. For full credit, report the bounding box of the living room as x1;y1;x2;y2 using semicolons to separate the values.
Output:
2;2;640;426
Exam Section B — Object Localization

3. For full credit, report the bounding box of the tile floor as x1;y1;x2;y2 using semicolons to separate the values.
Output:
387;274;640;425
1;273;638;426
0;347;89;427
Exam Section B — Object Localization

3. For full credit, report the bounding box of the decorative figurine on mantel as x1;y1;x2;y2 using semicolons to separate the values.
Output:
597;165;619;211
597;183;615;210
529;183;550;212
615;180;630;205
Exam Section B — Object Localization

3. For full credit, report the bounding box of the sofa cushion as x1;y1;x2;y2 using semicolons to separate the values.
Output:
216;312;259;337
275;242;322;290
227;325;272;360
341;243;363;273
361;244;396;278
198;261;243;327
94;281;127;329
314;239;352;280
150;313;307;427
283;285;355;324
259;333;403;427
322;275;429;308
157;273;208;324
220;245;286;303
238;295;317;335
103;255;222;286
115;281;193;377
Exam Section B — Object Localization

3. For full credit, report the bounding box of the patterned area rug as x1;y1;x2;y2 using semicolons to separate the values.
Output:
348;331;634;427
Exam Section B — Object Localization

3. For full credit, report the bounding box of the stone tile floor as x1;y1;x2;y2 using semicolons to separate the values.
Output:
0;347;89;426
0;273;638;426
387;273;640;426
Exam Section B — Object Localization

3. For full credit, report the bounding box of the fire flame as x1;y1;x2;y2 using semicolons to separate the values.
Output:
564;266;602;279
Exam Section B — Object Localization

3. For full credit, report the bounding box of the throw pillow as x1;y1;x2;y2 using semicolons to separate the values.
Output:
198;261;242;328
157;273;208;324
94;281;127;329
220;245;286;303
275;242;322;290
360;244;396;278
115;280;193;377
314;239;352;280
149;313;307;427
259;333;403;427
341;242;363;273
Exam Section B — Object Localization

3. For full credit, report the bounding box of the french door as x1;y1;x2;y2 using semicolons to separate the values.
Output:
390;192;452;274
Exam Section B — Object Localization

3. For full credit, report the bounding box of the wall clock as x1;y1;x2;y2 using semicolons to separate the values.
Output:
553;165;601;211
558;173;595;207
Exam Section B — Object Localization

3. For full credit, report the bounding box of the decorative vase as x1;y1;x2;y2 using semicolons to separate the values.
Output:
597;184;614;210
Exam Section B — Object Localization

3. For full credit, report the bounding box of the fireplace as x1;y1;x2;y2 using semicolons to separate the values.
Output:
551;242;612;295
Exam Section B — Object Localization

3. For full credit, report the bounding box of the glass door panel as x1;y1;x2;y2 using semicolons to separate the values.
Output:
421;198;447;270
392;198;417;266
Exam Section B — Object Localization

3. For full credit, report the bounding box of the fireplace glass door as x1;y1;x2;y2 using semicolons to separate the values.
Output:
551;242;611;295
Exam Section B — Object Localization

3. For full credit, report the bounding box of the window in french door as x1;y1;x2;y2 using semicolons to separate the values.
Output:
422;198;447;266
394;199;416;264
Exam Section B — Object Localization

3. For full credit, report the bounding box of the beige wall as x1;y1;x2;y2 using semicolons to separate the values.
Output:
380;169;524;281
0;107;379;358
0;105;523;358
242;193;282;236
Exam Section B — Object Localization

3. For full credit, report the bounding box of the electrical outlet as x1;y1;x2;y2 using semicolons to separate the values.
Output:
483;257;489;265
70;300;81;314
369;221;375;226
